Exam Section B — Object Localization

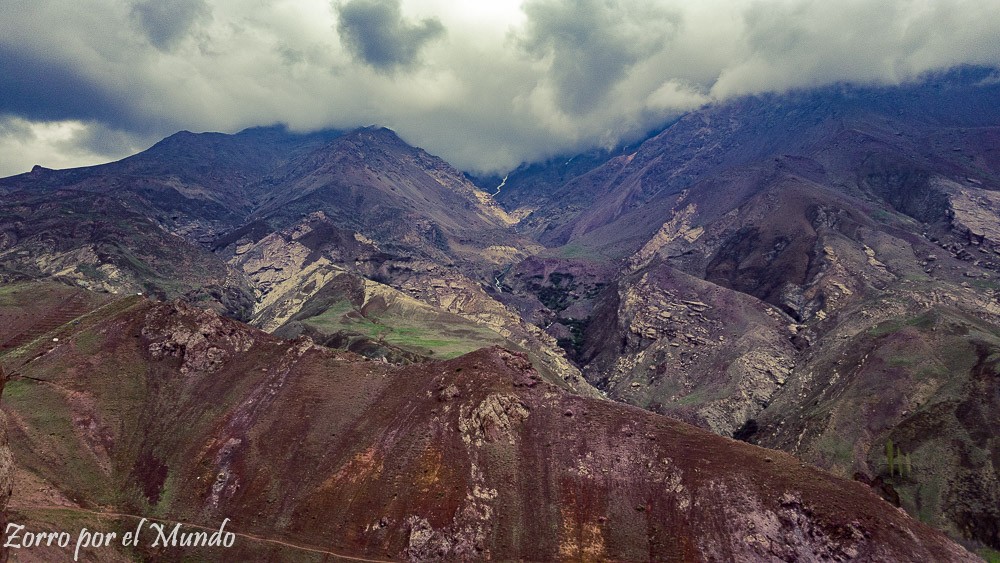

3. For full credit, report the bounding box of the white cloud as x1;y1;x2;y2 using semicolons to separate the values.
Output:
0;117;145;177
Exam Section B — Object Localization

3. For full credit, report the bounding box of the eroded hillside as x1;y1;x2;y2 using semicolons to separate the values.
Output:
2;70;1000;556
0;288;976;561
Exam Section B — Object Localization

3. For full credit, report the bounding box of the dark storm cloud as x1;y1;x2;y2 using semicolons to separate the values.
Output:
334;0;445;71
518;0;681;114
72;122;149;157
131;0;210;51
0;44;139;129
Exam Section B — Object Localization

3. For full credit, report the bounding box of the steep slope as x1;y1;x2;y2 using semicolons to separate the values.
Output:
0;126;548;367
480;69;1000;552
508;68;1000;253
250;127;529;271
0;126;341;317
471;143;638;226
0;126;341;240
3;68;1000;556
216;212;591;392
272;270;508;360
749;300;1000;549
580;260;798;435
0;292;976;561
0;191;256;317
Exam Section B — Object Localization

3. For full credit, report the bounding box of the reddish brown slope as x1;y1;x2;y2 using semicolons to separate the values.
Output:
0;294;976;561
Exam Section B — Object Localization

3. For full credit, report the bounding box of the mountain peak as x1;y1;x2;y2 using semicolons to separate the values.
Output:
341;125;409;147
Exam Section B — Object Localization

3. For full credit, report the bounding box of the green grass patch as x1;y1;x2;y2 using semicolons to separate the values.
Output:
2;378;31;400
74;329;102;355
555;244;599;259
75;263;107;281
868;310;938;337
968;278;1000;291
0;283;21;295
4;380;115;505
870;209;893;223
883;354;948;383
868;319;904;337
380;322;501;359
303;300;367;331
670;387;718;407
303;299;503;359
155;470;180;516
978;547;1000;563
887;355;918;368
915;364;948;381
0;283;25;300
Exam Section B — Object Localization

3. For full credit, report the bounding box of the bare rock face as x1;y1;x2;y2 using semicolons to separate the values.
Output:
458;393;530;446
0;294;981;561
141;301;256;377
583;263;797;435
374;261;601;396
226;212;378;331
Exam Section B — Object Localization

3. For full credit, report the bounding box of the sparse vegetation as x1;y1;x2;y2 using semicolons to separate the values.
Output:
886;439;896;476
75;263;106;281
556;318;587;357
871;209;893;223
303;296;503;359
886;439;913;478
556;244;599;259
815;434;853;469
978;547;1000;563
4;73;1000;559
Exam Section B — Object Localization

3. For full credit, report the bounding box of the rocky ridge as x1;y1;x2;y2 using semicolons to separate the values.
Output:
0;293;978;561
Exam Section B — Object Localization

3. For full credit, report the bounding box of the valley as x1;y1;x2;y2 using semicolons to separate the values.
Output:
2;69;1000;560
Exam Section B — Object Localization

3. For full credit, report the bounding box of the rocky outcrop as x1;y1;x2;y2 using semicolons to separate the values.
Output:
583;263;797;435
141;301;256;377
227;213;367;331
627;194;704;272
755;306;1000;550
939;176;1000;256
0;294;981;561
458;393;530;446
382;260;601;396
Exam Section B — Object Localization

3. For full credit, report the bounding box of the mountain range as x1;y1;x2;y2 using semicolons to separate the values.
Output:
2;67;1000;560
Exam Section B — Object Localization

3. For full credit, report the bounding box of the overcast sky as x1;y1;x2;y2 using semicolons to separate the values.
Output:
2;0;1000;177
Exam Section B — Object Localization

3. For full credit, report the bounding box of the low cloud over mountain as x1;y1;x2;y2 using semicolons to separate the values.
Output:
2;0;1000;176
